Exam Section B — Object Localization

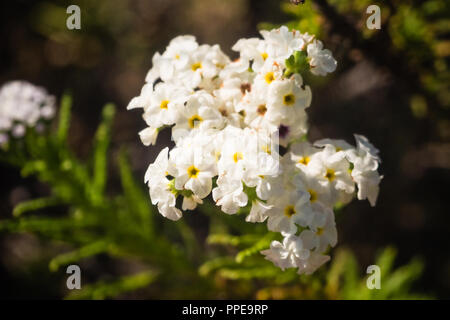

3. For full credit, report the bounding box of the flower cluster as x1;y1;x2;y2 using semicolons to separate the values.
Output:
0;81;56;147
128;26;382;275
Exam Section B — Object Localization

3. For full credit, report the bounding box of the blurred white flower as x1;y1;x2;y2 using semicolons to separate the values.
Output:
307;40;337;76
0;81;56;143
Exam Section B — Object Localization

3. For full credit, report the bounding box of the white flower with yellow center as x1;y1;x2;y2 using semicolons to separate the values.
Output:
266;74;312;126
260;26;304;62
308;145;355;196
304;206;338;253
142;82;189;128
172;91;224;142
290;141;320;169
266;188;309;234
145;35;199;84
169;143;216;199
216;126;259;181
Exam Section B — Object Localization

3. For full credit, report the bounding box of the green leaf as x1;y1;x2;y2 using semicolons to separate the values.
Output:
235;233;277;263
91;103;116;204
49;240;111;271
57;94;72;144
117;149;153;233
13;197;62;217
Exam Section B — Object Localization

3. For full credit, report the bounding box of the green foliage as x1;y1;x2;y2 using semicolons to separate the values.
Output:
285;51;310;77
0;95;200;299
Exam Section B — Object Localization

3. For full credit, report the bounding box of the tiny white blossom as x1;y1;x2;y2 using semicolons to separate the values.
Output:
307;40;337;76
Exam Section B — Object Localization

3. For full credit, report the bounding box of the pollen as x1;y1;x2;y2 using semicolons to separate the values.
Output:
261;52;268;61
233;152;243;163
298;156;310;165
191;62;202;71
257;104;267;116
215;150;221;162
325;168;336;181
316;228;324;236
284;205;296;218
262;145;271;154
187;165;200;178
283;93;295;106
160;100;169;109
265;72;275;84
175;54;180;60
188;114;203;128
308;189;317;203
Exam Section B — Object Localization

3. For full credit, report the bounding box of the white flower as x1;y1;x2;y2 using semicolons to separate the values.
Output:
306;206;338;252
260;26;304;63
142;82;189;128
172;91;224;142
308;145;355;196
212;175;248;214
0;81;56;136
266;187;309;234
246;199;272;223
182;194;203;211
266;74;312;126
296;251;330;275
145;35;199;84
290;141;320;168
307;40;337;76
261;233;312;271
144;148;182;220
216;126;258;180
347;134;382;206
139;127;159;146
128;27;382;276
127;83;153;110
169;143;216;199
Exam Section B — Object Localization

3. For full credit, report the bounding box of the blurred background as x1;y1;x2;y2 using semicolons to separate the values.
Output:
0;0;449;299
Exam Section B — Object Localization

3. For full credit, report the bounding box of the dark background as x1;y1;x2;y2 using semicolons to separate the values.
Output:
0;0;449;298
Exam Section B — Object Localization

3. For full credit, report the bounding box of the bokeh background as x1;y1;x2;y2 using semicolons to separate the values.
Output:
0;0;449;299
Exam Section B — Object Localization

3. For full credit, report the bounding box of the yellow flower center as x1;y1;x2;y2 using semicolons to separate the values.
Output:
308;189;317;203
325;168;336;181
215;150;221;162
233;152;243;163
283;93;295;106
262;145;271;154
316;228;324;236
257;104;267;116
188;114;203;128
191;62;202;71
265;72;275;84
261;52;268;61
284;205;296;218
175;54;180;60
160;100;169;109
187;165;200;178
298;156;310;165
